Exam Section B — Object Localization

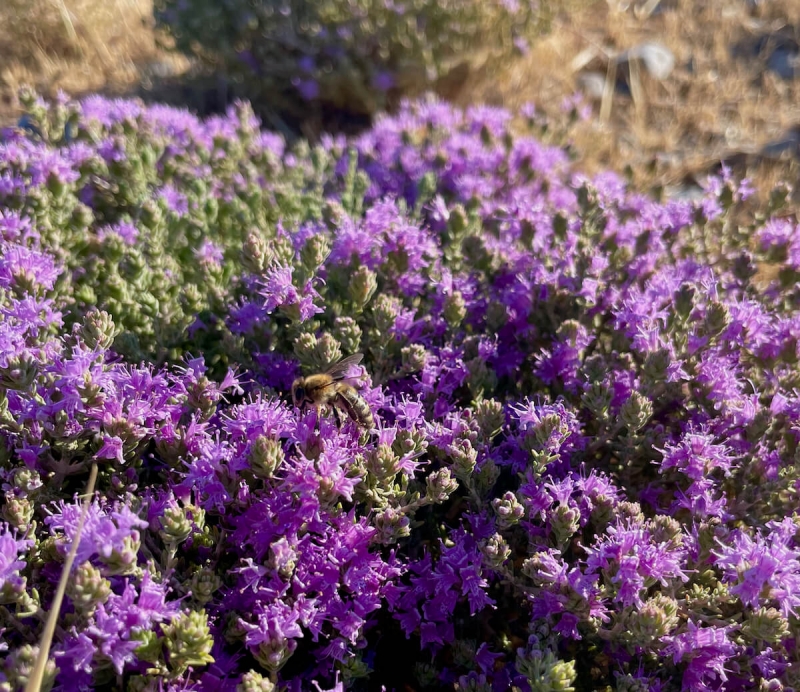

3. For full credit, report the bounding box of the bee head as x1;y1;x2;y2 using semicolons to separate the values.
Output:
291;378;306;407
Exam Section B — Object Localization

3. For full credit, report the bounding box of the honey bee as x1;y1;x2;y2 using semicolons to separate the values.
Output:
291;353;375;429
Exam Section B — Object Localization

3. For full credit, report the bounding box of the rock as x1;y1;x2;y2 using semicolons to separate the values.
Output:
767;44;800;79
143;60;182;80
732;26;800;80
616;42;676;80
576;72;607;101
760;128;800;160
664;184;705;202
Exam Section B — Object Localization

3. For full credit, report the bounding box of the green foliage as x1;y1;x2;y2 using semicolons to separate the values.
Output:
153;0;546;116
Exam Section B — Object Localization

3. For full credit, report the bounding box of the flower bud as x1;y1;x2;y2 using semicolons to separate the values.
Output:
674;284;695;320
481;533;510;568
550;504;580;548
522;552;557;586
588;495;615;533
392;428;428;458
163;610;215;675
268;537;297;579
466;358;496;399
474;459;500;496
619;391;652;434
742;606;789;644
366;444;401;480
0;391;10;428
758;680;785;692
183;283;204;316
401;344;428;374
5;645;56;691
615;673;653;692
14;589;39;619
615;502;645;525
425;468;458;504
371;294;400;334
333;316;362;354
448;205;468;235
322;199;347;227
300;233;330;271
414;662;439;688
237;671;276;692
485;300;507;332
11;468;41;494
627;594;679;646
293;331;318;366
160;506;193;546
515;648;577;692
188;567;221;606
455;673;492;692
641;349;670;385
101;534;140;575
443;291;467;328
314;333;342;370
349;266;378;310
705;301;730;336
447;439;477;482
136;196;162;229
524;413;567;452
249;436;285;478
463;236;492;273
581;382;612;421
79;308;119;350
126;675;152;692
0;354;38;391
253;635;297;673
339;653;372;683
416;171;437;205
474;399;504;440
373;506;411;545
68;561;111;616
492;491;525;530
2;494;33;530
272;235;295;267
650;515;683;550
242;232;273;274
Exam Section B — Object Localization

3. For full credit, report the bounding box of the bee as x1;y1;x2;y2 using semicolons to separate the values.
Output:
291;353;375;430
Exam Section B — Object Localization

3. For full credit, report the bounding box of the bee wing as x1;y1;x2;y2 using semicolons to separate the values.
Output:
325;353;364;381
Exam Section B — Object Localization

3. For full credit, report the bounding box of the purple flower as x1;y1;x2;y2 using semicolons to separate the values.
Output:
60;572;177;676
95;221;139;245
664;621;739;691
658;430;734;481
158;183;190;215
713;518;800;618
584;518;689;608
46;500;147;568
0;524;32;593
0;243;60;291
293;77;320;101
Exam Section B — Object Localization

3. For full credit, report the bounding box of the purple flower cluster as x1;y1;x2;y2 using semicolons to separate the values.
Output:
1;93;800;691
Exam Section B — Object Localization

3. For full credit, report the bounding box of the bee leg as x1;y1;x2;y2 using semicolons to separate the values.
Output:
313;405;322;433
333;403;347;430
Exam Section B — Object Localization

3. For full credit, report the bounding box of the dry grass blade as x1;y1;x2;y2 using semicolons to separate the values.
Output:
53;0;78;45
25;462;98;692
600;59;617;122
629;54;644;121
0;0;187;124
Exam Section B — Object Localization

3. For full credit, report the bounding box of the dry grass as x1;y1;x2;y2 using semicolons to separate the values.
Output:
0;0;185;122
1;0;799;208
457;0;800;205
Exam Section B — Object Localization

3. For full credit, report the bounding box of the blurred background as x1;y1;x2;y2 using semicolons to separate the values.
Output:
2;0;799;206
